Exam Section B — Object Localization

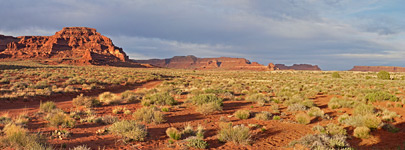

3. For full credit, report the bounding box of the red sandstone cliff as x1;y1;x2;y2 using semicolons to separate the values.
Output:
349;66;405;72
275;64;321;71
0;27;139;66
135;55;277;71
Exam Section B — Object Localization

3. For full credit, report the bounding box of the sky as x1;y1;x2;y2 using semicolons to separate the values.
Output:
0;0;404;70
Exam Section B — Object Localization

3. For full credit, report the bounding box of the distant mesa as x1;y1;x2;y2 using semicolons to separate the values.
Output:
135;55;322;71
349;66;405;72
0;27;147;67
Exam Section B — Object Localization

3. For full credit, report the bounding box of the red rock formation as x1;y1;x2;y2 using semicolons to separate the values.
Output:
135;55;273;71
275;64;321;71
0;27;131;66
349;66;405;72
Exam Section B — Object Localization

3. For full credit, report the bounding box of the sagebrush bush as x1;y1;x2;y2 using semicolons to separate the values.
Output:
196;102;222;115
255;111;272;121
39;101;56;113
353;104;375;115
72;94;100;108
365;91;398;102
166;127;182;140
143;92;176;106
234;110;250;120
353;127;370;139
327;97;355;109
101;115;118;124
246;93;269;106
332;72;341;78
307;107;324;118
1;123;50;149
121;90;141;103
70;145;91;150
287;103;307;112
295;113;311;124
109;120;147;142
343;114;381;129
290;134;352;150
98;92;123;105
377;71;390;80
185;136;208;149
325;124;346;135
217;123;251;145
46;111;75;128
133;107;165;124
190;94;223;106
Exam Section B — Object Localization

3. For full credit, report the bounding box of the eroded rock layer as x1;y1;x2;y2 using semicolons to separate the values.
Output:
349;66;405;72
0;27;131;66
275;64;321;71
135;55;276;71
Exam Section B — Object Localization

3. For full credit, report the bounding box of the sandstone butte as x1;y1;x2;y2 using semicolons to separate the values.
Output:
349;66;405;72
0;27;148;67
135;55;322;71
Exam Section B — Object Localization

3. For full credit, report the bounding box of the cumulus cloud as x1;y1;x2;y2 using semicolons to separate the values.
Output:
0;0;404;70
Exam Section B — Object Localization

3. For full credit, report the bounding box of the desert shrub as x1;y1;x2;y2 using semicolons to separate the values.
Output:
307;107;324;118
1;123;51;149
255;111;272;121
273;115;281;120
290;134;352;150
39;101;56;113
143;92;176;106
312;125;325;133
121;90;141;103
101;115;119;124
46;111;75;128
190;94;223;106
353;127;370;139
365;91;398;102
72;94;100;108
0;114;12;125
287;103;307;112
185;136;208;149
382;123;400;133
217;123;251;145
377;71;390;80
70;145;91;150
133;107;165;124
353;104;375;115
98;92;123;105
109;120;147;142
332;72;341;78
246;93;269;106
196;102;222;115
234;110;250;120
338;113;350;123
166;127;182;140
380;108;400;122
343;114;381;129
325;124;346;135
328;97;354;109
295;113;311;124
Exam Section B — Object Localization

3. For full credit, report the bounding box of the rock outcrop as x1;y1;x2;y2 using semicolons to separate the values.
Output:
0;27;136;66
275;64;321;71
135;55;274;71
349;66;405;72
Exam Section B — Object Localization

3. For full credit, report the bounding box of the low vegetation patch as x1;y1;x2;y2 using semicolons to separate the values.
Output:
234;110;251;120
133;107;165;124
109;120;147;142
217;123;251;145
143;92;176;106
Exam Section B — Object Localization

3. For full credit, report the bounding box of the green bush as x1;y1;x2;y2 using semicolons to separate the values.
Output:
343;114;381;129
246;93;269;106
273;116;281;120
1;123;51;149
290;134;352;150
143;92;176;106
255;111;272;121
166;127;181;140
332;72;341;78
40;101;56;113
353;104;375;115
185;136;208;149
377;71;390;80
98;92;123;105
133;107;165;124
353;127;370;139
327;97;354;109
190;94;223;106
196;102;222;115
217;123;251;145
121;90;141;103
72;94;100;108
46;111;75;128
307;107;324;118
295;113;311;124
234;110;250;120
325;124;346;135
109;120;147;142
365;91;398;102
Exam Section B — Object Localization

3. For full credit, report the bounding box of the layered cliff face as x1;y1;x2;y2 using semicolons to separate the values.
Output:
275;64;321;71
135;55;276;71
0;27;129;65
349;66;405;72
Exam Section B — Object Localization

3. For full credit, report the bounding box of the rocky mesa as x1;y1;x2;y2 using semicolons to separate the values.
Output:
0;27;146;67
275;64;321;71
349;66;405;72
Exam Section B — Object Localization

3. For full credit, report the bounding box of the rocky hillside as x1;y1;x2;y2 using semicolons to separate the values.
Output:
135;55;277;71
275;64;321;71
349;66;405;72
0;27;146;67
